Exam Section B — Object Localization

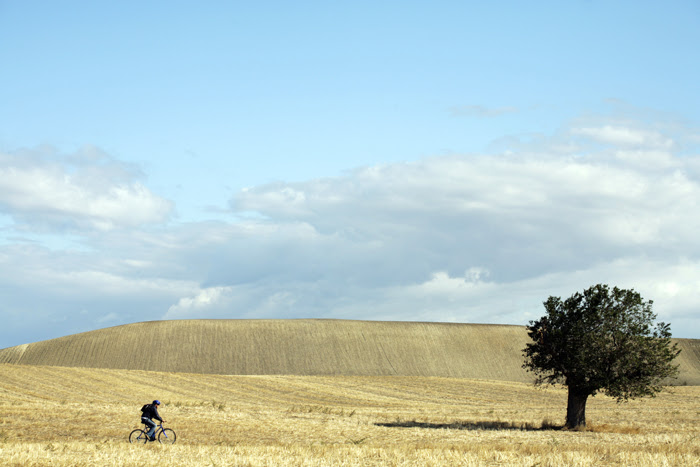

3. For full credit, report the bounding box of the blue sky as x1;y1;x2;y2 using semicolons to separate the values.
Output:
1;1;699;347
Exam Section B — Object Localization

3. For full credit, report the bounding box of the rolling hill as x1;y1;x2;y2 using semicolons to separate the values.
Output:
1;319;698;384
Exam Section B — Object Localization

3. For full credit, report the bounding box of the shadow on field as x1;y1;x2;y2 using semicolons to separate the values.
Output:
374;420;562;431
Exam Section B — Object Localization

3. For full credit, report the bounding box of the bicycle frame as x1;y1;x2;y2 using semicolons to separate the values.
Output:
130;422;176;444
143;423;164;437
154;423;172;441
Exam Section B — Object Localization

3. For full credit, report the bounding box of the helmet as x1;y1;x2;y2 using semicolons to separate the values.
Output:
153;400;161;405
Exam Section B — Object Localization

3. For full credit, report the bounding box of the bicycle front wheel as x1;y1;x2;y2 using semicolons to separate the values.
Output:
158;428;177;444
129;429;148;444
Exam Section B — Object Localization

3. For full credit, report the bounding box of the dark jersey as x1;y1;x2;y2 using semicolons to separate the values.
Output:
142;404;163;422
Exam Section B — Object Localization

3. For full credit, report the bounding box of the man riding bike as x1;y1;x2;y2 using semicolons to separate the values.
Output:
141;400;166;441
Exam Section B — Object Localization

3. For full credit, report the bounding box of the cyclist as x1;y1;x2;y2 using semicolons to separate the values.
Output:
141;400;166;441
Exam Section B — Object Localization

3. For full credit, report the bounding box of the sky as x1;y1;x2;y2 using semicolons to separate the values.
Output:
1;1;699;348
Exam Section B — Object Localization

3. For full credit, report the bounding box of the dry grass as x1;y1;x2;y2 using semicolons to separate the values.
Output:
1;364;698;466
0;320;536;382
2;319;697;385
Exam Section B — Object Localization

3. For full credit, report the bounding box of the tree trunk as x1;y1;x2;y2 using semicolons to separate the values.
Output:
565;388;589;429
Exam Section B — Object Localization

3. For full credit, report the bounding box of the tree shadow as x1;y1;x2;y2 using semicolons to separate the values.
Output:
374;419;562;431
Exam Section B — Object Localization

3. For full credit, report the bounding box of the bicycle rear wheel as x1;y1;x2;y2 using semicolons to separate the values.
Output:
158;428;176;444
129;429;148;444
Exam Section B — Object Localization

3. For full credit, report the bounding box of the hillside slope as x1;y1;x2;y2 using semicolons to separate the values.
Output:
0;319;698;384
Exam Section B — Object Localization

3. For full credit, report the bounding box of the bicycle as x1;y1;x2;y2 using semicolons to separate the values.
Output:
129;422;176;444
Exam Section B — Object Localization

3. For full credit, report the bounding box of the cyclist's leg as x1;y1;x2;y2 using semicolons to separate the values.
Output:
142;417;157;440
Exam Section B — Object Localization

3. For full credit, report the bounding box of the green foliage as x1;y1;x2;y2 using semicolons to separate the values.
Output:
523;284;680;402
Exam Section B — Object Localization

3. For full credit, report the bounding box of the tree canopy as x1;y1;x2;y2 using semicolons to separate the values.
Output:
522;284;680;429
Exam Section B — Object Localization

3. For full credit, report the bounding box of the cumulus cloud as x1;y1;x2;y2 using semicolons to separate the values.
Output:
571;125;674;149
232;150;700;275
163;284;307;320
1;112;699;347
0;146;173;231
221;117;700;335
165;286;235;318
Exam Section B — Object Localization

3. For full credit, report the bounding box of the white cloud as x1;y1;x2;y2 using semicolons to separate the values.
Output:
571;125;674;149
2;113;700;346
0;146;173;231
232;150;700;268
222;118;700;335
412;269;492;297
165;286;235;319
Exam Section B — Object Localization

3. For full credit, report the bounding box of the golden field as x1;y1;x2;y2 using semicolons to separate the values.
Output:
1;320;698;384
1;364;698;466
1;320;698;465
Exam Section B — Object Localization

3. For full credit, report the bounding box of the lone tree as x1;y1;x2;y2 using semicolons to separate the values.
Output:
522;284;680;429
